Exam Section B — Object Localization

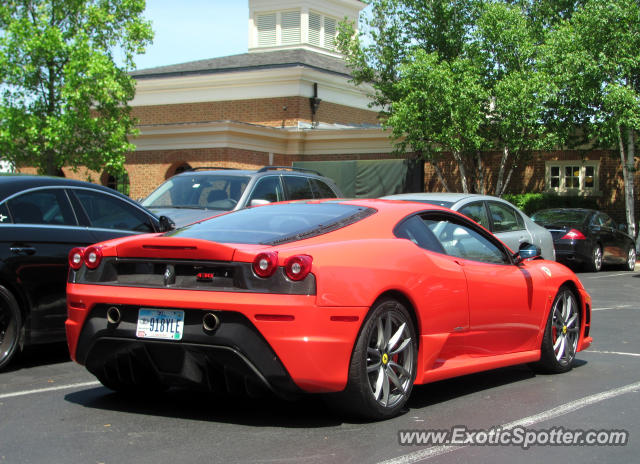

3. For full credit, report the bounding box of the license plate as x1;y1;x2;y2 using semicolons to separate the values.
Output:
136;309;184;340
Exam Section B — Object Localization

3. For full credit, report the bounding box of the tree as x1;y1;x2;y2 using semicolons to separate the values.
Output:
0;0;153;177
386;51;488;193
337;0;484;191
472;2;556;195
543;0;640;236
339;0;555;194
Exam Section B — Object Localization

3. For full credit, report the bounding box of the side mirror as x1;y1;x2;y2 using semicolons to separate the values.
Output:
618;223;627;232
250;199;271;207
158;215;175;232
515;244;542;264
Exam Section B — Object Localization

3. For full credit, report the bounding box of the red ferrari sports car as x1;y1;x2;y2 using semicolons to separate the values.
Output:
65;199;592;419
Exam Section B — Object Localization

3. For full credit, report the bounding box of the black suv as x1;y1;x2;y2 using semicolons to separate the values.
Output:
141;166;342;227
0;175;174;370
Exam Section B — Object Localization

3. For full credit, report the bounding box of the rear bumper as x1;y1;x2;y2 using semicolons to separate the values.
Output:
554;241;591;266
66;283;368;394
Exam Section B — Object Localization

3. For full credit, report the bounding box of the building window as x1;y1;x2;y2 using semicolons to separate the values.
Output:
545;161;599;194
105;171;130;196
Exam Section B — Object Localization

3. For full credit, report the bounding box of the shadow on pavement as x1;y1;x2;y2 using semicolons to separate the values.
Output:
3;342;71;373
63;360;589;427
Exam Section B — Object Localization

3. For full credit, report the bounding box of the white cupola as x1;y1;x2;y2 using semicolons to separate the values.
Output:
248;0;366;57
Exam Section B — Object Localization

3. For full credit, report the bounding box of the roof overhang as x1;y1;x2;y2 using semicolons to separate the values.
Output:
131;120;395;156
131;66;378;111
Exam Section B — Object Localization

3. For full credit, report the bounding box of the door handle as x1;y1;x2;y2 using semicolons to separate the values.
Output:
10;246;36;255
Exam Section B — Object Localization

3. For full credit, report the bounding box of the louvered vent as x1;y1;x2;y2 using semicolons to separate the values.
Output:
257;13;276;47
309;12;321;47
324;17;337;49
281;11;301;45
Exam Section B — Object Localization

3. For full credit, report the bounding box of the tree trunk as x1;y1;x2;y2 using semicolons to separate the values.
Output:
495;146;509;196
44;149;58;176
432;162;450;192
475;151;486;194
619;125;636;239
452;150;469;193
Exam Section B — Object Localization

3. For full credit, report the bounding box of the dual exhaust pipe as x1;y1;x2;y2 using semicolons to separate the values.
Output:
105;306;220;333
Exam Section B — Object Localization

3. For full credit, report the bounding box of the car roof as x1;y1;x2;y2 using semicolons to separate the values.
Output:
535;208;597;213
172;167;329;180
382;192;505;203
0;174;131;199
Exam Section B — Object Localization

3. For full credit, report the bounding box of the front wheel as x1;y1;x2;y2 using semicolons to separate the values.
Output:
534;286;580;374
0;286;22;371
326;298;417;420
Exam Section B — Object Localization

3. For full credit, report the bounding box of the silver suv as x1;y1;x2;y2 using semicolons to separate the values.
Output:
141;166;342;228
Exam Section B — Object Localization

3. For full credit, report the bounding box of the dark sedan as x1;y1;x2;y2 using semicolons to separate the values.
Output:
531;208;636;272
0;175;173;370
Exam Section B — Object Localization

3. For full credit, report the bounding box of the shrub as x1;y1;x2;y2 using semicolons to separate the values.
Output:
502;193;599;216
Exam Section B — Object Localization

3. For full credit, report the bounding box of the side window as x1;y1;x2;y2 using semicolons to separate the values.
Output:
7;189;76;225
458;202;490;228
310;178;338;199
394;215;445;254
247;176;284;204
283;176;313;201
599;213;614;229
423;216;510;264
74;189;154;233
488;202;524;232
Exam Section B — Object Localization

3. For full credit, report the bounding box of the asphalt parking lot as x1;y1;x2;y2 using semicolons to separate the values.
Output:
1;268;639;464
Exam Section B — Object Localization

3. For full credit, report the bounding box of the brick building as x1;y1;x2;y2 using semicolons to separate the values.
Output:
99;0;395;200
27;0;638;222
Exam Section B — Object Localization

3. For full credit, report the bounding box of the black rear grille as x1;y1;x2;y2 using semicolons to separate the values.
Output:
70;258;316;295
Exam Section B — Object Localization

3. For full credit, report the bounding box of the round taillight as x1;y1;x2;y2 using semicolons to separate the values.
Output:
252;251;278;278
284;255;312;281
68;247;85;270
83;246;103;269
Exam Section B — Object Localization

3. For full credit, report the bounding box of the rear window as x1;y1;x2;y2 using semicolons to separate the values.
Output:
166;202;375;245
531;210;588;227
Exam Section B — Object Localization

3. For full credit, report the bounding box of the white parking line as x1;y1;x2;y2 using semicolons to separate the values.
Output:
588;350;640;358
585;272;633;279
592;305;632;311
378;380;640;464
0;381;100;400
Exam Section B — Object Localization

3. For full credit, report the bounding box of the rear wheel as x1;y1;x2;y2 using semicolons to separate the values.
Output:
623;246;636;271
0;286;22;371
327;298;417;420
586;244;602;272
535;286;580;373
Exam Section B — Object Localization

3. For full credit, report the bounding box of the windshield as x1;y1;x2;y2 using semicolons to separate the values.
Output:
142;175;250;211
531;210;589;226
166;202;376;245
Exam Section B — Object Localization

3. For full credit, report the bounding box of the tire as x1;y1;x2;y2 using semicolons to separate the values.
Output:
623;246;636;271
586;244;602;272
326;298;417;420
0;286;23;371
534;286;580;374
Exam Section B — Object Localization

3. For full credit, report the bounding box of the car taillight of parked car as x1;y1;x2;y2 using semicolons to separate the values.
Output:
68;248;84;270
285;255;313;281
562;229;586;240
252;251;278;278
68;246;103;270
